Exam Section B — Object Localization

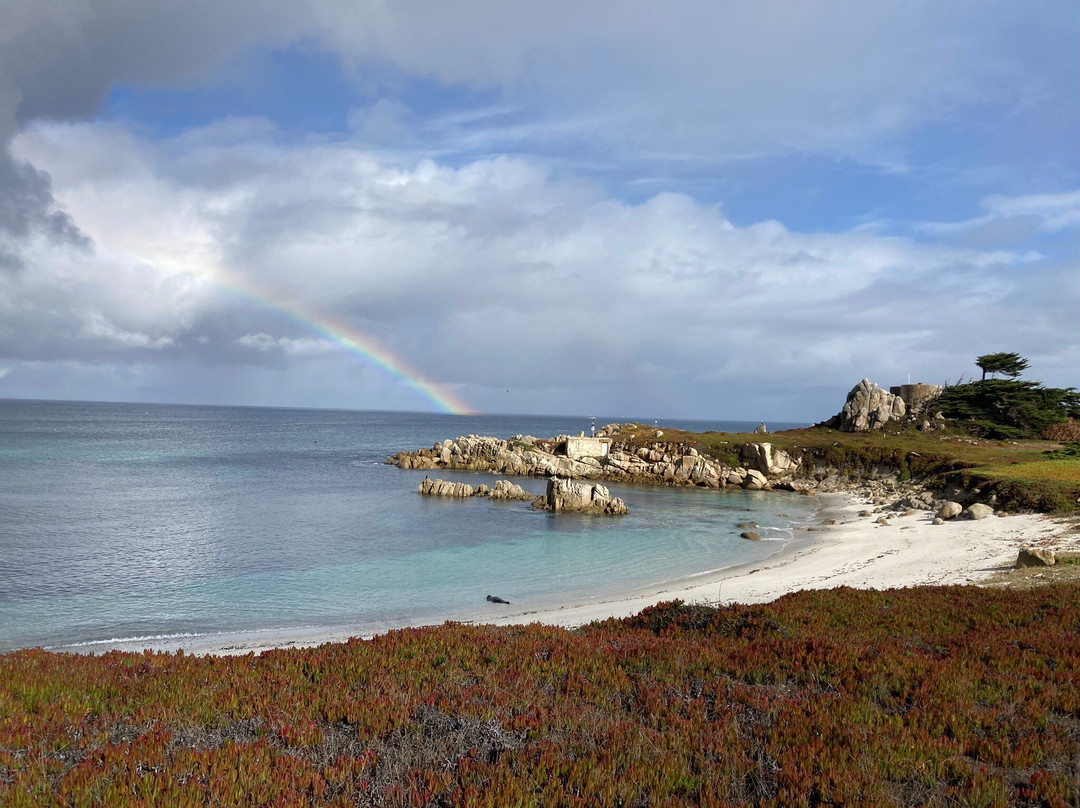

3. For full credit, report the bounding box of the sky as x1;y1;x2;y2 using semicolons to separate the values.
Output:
0;0;1076;422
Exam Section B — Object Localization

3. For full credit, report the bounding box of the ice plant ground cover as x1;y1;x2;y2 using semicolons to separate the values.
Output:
1;584;1077;807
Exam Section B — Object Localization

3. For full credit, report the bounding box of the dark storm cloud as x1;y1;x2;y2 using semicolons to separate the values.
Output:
0;0;307;264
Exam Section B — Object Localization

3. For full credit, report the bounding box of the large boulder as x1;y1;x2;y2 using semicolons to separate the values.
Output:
532;477;628;515
834;379;907;432
1015;548;1056;568
740;442;801;477
742;469;769;491
936;501;963;520
963;503;995;520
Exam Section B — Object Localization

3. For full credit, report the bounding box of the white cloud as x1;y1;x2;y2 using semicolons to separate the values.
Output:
0;366;9;378
81;310;175;349
920;190;1080;235
982;191;1080;232
4;118;1076;417
236;334;337;356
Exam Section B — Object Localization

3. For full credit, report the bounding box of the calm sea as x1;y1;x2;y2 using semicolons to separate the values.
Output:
0;399;812;652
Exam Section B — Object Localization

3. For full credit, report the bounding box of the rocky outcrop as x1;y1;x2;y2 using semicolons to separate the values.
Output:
418;477;475;498
390;432;799;493
740;442;800;477
488;480;533;501
419;477;536;502
826;379;907;432
532;478;628;516
395;419;1008;517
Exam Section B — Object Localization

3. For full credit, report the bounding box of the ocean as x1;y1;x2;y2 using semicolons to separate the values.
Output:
0;399;813;652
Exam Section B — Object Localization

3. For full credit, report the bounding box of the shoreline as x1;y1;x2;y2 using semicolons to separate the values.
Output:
56;494;1078;657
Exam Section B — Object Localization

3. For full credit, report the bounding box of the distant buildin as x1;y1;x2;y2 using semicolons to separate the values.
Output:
890;383;943;409
563;435;612;460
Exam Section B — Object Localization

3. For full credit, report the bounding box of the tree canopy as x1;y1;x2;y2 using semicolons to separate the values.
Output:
975;352;1030;381
937;377;1080;439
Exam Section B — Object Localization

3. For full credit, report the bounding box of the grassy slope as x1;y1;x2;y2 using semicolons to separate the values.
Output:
611;423;1080;512
1;586;1077;806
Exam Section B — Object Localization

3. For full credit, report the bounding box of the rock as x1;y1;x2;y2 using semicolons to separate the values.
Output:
740;531;762;541
474;484;490;496
875;517;890;526
740;442;800;477
834;379;907;432
858;510;873;517
932;517;944;525
821;518;838;526
489;479;533;501
902;509;917;517
963;503;994;520
1015;548;1056;568
920;420;931;432
418;477;475;498
654;430;664;438
532;477;628;515
936;501;963;520
725;469;747;486
736;521;757;529
742;469;769;491
753;422;768;434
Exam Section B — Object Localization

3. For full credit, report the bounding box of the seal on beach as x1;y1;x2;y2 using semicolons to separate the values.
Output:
486;594;510;604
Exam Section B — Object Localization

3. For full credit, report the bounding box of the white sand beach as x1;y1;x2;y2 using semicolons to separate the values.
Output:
85;494;1077;657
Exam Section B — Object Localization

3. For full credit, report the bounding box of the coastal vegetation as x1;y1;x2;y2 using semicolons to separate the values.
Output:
1;585;1078;806
609;423;1080;514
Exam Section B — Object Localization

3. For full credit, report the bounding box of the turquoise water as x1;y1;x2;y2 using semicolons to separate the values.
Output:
0;400;812;651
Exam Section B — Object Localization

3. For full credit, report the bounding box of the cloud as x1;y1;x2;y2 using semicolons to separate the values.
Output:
81;310;175;349
3;118;1076;417
0;366;9;378
920;190;1080;236
0;0;306;268
236;333;337;356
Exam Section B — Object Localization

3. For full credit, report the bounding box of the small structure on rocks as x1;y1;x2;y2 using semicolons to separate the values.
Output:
563;435;612;461
889;383;943;411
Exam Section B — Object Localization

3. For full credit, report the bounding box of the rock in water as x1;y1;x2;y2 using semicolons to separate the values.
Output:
418;477;475;498
532;477;628;515
740;531;762;541
489;479;534;501
742;469;769;491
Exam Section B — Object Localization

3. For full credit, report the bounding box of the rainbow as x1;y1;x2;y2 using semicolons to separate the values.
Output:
214;272;474;415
